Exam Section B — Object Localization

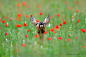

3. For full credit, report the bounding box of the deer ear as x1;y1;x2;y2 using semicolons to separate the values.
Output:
43;14;50;25
30;15;38;26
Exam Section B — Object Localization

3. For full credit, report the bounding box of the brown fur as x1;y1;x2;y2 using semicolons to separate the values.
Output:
30;14;50;44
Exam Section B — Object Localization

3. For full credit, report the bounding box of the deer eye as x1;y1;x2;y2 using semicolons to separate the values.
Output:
36;23;38;25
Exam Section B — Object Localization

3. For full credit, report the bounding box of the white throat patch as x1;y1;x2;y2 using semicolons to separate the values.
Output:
40;25;43;27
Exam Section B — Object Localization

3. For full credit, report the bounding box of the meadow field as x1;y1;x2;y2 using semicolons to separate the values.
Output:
0;0;86;57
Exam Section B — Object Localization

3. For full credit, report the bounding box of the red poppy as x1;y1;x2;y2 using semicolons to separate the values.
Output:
55;25;59;30
9;18;11;21
40;12;42;15
44;31;47;34
59;23;62;26
16;24;21;27
22;43;26;47
27;30;29;32
0;18;1;21
36;20;39;23
75;9;78;12
66;39;71;42
58;37;62;40
5;32;7;35
37;4;41;8
53;31;55;33
38;10;42;12
4;16;7;19
16;3;19;7
50;28;54;32
17;14;22;17
0;27;2;30
64;1;69;5
82;46;85;48
14;50;17;53
63;21;66;24
25;15;29;18
2;20;5;23
75;36;77;39
22;2;26;6
25;35;28;38
67;6;72;10
25;5;29;8
23;23;27;26
74;1;78;5
60;18;64;21
77;19;79;23
81;29;85;33
48;38;52;41
15;17;18;20
57;14;60;17
34;35;38;38
5;24;7;27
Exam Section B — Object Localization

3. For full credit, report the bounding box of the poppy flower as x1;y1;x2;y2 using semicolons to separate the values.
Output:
75;36;77;39
36;20;39;23
5;32;7;35
64;1;69;5
50;28;54;32
44;31;47;34
25;15;29;18
74;1;78;5
16;3;19;7
57;14;60;17
60;18;64;21
55;25;59;30
53;31;55;33
17;14;22;18
34;35;38;38
5;24;7;27
58;37;62;40
67;6;72;10
77;19;79;23
81;29;85;33
9;18;11;21
63;21;66;24
23;23;27;26
14;50;17;53
40;12;42;15
22;2;26;6
66;39;71;42
0;18;1;21
37;4;41;8
48;38;52;41
75;9;78;12
82;46;85;48
4;16;7;19
15;17;18;20
0;27;2;30
22;43;26;47
27;30;29;32
50;16;53;19
2;20;5;23
59;23;62;26
25;35;28;38
38;10;42;12
16;24;21;27
25;5;29;8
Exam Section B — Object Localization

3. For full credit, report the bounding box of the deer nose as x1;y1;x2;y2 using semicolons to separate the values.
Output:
40;22;43;25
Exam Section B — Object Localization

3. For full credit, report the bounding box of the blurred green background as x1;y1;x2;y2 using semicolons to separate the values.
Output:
0;0;86;57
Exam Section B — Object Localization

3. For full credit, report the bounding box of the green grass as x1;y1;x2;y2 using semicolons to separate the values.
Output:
0;0;86;57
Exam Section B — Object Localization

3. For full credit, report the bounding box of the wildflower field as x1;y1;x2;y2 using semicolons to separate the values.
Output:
0;0;86;57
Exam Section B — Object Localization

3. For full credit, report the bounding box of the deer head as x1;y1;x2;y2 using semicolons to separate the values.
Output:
30;14;50;43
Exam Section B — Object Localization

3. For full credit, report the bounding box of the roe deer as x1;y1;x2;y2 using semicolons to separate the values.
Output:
30;14;50;44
